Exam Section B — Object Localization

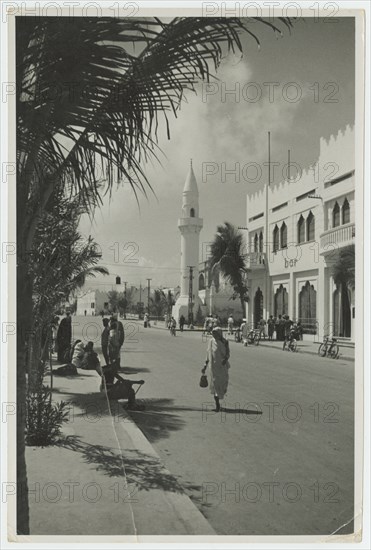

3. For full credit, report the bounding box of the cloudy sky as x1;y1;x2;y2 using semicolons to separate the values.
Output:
79;16;355;290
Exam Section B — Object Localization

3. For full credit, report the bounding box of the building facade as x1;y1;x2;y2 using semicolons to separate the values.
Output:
245;125;355;341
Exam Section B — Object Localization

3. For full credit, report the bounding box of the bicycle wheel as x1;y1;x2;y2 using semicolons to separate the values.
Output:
318;343;327;357
290;339;298;352
330;345;339;359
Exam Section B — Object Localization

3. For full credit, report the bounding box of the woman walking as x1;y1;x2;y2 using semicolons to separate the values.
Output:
201;326;230;412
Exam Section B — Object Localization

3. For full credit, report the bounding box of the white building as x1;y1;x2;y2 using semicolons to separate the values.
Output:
245;125;355;341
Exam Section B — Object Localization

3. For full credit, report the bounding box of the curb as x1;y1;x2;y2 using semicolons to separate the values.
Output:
236;340;355;362
117;409;215;535
96;352;215;535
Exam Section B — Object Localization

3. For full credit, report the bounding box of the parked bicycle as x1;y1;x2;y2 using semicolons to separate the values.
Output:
318;336;339;359
245;328;261;346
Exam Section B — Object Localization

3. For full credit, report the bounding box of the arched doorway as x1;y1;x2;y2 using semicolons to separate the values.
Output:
333;284;351;337
253;288;263;328
299;281;317;334
274;284;288;318
199;273;205;291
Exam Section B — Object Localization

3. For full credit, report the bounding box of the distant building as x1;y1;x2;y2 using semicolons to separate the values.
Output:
245;125;355;341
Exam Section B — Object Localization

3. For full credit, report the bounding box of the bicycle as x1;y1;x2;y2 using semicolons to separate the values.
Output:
245;329;261;346
283;336;298;352
318;336;339;359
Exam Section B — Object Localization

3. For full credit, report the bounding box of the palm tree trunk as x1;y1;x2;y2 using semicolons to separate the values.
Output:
16;262;32;534
240;296;246;319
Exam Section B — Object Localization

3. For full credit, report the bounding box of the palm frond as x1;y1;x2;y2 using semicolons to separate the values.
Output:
17;17;294;243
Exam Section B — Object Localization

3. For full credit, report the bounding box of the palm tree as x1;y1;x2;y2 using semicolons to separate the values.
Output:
107;290;120;314
331;244;355;333
209;222;249;314
150;289;168;318
16;16;293;534
331;245;355;291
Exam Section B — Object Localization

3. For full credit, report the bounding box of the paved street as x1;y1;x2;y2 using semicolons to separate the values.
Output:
73;316;354;536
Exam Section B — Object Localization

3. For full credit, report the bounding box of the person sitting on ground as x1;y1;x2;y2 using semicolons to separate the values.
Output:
81;341;100;370
54;339;84;376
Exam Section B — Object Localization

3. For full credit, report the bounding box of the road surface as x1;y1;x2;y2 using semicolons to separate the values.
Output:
72;316;355;536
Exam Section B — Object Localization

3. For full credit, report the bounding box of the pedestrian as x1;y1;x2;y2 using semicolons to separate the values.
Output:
259;318;267;339
284;315;293;340
144;312;149;328
164;313;168;328
267;315;275;341
108;321;121;371
277;314;285;341
110;315;125;368
201;326;230;412
101;318;110;366
296;321;304;341
56;311;72;362
179;314;185;332
227;315;234;335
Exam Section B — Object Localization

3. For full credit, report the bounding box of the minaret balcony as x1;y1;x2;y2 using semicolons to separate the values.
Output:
178;217;203;229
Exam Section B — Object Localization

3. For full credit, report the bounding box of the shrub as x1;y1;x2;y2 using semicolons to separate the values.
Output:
26;385;70;446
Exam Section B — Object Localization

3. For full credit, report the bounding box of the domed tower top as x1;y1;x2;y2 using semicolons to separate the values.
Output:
182;159;200;218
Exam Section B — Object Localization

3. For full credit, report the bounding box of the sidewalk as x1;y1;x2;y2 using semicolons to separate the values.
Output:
226;335;355;362
26;358;215;536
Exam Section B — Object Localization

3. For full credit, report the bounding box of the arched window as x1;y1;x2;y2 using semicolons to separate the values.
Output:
273;225;279;252
342;198;350;224
254;233;258;253
259;231;263;253
307;211;315;241
280;222;287;249
190;208;195;217
297;215;305;244
333;202;340;227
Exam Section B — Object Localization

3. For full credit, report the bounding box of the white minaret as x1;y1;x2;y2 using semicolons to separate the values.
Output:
172;161;204;323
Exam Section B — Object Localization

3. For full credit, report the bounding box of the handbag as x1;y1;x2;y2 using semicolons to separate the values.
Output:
199;374;208;388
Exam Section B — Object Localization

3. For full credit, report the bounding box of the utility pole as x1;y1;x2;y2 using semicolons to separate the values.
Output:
187;266;194;326
264;131;271;325
146;278;152;314
123;281;128;319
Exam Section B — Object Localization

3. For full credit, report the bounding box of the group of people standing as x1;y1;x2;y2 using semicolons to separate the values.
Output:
265;315;303;342
101;315;125;368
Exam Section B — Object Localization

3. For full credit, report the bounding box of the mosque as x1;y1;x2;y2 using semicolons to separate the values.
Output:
172;162;244;324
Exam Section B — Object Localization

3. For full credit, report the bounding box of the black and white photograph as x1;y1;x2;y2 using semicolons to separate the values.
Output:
1;1;369;544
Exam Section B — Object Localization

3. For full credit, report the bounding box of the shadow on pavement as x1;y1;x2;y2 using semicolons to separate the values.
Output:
118;366;151;374
57;435;204;497
125;398;191;443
